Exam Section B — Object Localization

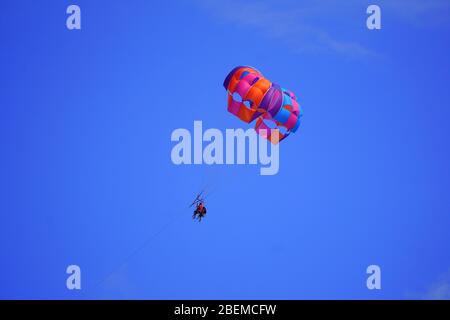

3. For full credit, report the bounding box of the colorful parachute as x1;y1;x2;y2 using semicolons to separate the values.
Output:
223;66;302;143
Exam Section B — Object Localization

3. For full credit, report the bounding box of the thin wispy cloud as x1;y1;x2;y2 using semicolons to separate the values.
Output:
196;0;449;57
297;0;450;21
382;0;450;26
195;0;375;58
96;264;138;299
422;269;450;300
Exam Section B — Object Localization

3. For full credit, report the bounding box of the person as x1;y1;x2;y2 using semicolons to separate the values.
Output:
192;202;207;222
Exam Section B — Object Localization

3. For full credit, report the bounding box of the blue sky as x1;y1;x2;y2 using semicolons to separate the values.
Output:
0;0;449;299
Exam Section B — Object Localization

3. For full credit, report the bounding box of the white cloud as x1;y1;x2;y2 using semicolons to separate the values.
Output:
422;269;450;300
195;0;376;57
195;0;449;57
383;0;450;21
197;0;374;56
